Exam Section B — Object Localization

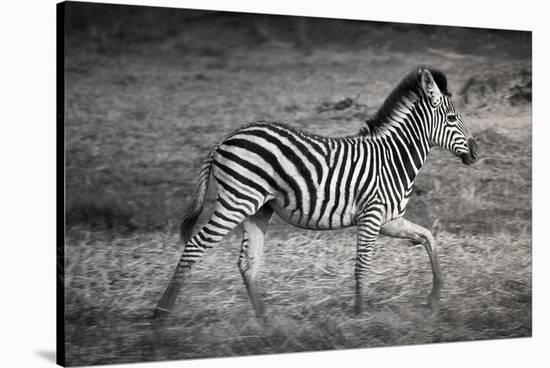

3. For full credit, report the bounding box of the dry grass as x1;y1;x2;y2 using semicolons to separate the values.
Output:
64;229;531;365
63;6;531;366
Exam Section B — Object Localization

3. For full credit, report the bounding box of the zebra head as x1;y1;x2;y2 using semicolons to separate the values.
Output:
420;68;478;165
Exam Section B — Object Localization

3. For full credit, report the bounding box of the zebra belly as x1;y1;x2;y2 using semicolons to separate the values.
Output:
269;199;356;230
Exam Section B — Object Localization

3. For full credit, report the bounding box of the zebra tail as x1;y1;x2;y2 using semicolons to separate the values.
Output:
179;148;215;243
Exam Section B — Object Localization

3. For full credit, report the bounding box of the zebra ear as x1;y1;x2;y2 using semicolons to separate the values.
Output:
420;69;442;107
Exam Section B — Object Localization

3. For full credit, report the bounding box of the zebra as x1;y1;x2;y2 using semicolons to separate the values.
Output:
152;67;478;320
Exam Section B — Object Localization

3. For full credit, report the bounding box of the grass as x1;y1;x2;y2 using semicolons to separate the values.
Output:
64;230;531;365
63;6;531;366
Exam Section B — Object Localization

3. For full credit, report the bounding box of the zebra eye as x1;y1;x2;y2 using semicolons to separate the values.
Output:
447;114;457;123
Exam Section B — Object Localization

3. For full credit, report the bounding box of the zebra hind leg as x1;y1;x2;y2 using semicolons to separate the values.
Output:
380;217;443;311
152;197;257;320
238;205;273;321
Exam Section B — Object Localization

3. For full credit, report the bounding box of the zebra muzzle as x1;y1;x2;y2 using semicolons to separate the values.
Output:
461;138;478;165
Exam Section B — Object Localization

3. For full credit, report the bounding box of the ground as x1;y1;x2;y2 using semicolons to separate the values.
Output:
63;5;531;366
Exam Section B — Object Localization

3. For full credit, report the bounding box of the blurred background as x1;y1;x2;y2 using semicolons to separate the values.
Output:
63;2;531;366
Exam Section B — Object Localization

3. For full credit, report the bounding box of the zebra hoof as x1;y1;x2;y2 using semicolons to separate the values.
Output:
152;306;173;320
354;301;363;315
255;314;269;328
428;295;440;313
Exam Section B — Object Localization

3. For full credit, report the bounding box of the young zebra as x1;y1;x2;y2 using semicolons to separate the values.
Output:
152;67;478;319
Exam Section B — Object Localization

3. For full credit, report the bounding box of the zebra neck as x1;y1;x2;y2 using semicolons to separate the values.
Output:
373;115;432;186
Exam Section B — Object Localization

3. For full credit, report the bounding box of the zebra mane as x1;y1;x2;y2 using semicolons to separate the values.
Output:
360;67;451;135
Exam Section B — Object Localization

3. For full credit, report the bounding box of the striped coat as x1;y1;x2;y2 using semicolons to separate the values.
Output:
211;120;424;230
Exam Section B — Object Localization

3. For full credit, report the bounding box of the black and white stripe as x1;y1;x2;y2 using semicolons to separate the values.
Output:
153;67;478;319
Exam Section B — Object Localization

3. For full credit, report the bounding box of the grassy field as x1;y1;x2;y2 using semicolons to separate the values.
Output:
63;6;531;366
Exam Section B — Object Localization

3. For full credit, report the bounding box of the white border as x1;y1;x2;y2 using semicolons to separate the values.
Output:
1;0;548;367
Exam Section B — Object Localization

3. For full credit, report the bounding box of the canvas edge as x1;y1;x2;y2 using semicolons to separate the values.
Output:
56;1;66;367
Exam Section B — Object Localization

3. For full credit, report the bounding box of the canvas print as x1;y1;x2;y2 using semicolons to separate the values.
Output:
58;1;532;366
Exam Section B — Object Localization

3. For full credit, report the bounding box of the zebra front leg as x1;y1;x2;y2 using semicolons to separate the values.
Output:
238;205;273;320
354;209;383;314
380;217;443;311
